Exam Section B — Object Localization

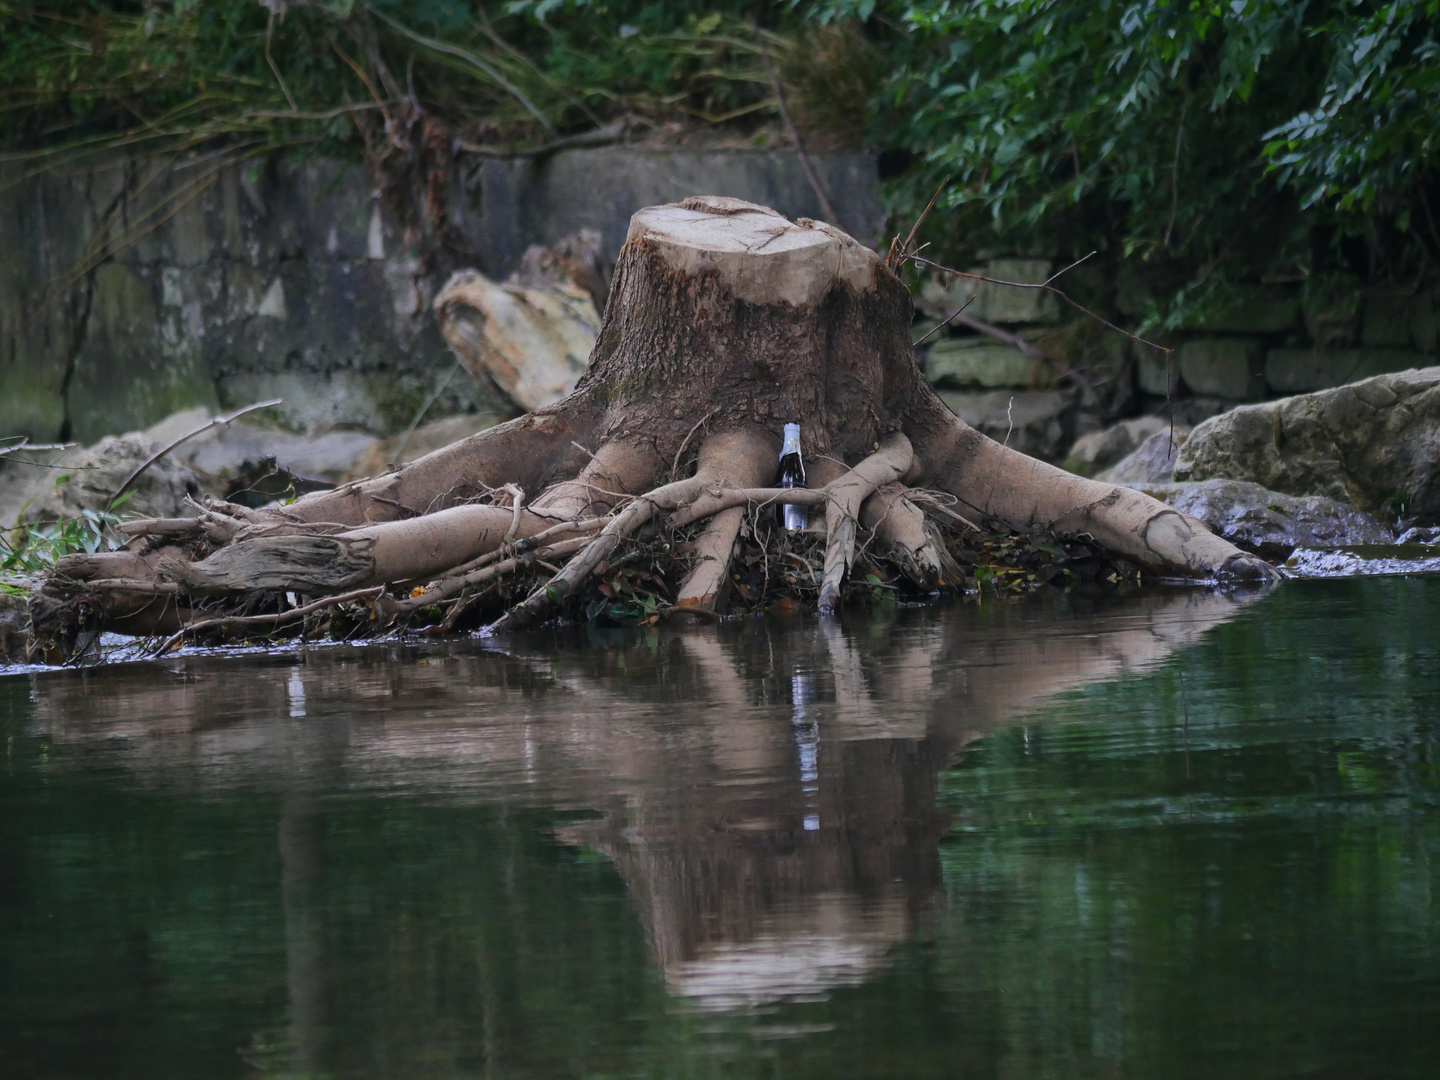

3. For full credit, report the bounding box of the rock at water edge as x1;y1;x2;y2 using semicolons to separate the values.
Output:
1174;366;1440;520
1128;479;1392;558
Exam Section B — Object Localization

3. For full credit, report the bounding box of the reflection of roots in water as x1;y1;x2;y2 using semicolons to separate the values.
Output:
26;588;1259;1008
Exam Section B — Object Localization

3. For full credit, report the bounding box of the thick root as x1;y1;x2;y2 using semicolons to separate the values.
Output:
165;502;582;594
253;405;599;528
819;433;914;613
491;429;767;632
917;414;1278;583
861;482;962;590
673;428;779;615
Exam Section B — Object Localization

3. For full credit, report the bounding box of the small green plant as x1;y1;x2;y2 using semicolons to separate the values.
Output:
0;506;127;576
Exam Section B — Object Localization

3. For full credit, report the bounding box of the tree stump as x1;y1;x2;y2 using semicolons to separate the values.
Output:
31;196;1274;656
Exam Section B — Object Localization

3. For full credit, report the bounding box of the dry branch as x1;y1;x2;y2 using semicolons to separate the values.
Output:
818;434;914;613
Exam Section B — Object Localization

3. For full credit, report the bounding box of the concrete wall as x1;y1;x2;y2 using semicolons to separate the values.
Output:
1;149;882;443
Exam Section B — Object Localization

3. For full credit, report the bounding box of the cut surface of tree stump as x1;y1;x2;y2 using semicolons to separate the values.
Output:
30;195;1275;659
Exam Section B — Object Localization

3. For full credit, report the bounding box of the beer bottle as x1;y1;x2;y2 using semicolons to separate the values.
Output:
779;422;807;531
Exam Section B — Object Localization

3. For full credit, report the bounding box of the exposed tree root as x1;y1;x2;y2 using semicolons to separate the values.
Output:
24;196;1278;664
818;433;914;613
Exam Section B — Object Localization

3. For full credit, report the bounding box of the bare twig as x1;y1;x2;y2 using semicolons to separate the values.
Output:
892;175;949;270
951;311;1052;363
906;489;980;532
912;295;975;347
110;399;283;508
1165;103;1187;249
367;5;555;134
391;359;461;464
245;103;388;121
502;484;526;542
152;585;386;656
902;253;1172;356
395;534;592;612
456;119;630;158
0;439;75;459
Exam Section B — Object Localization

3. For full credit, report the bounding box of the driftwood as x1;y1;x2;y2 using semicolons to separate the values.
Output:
28;196;1275;661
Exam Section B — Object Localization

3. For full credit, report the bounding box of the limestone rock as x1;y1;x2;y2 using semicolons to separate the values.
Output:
938;389;1074;461
1127;479;1393;558
1063;416;1169;476
925;337;1035;388
1265;347;1426;394
1096;426;1191;484
7;432;205;527
179;420;378;484
1135;347;1177;397
1174;366;1440;520
434;257;601;412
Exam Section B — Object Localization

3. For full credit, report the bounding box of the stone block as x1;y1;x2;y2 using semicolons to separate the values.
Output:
919;260;1060;325
1265;348;1427;394
67;263;218;444
982;259;1061;323
1136;347;1178;397
1098;428;1190;484
925;338;1034;388
1178;337;1265;400
4;146;883;445
938;389;1074;460
1062;416;1169;476
1113;264;1155;318
1302;288;1361;348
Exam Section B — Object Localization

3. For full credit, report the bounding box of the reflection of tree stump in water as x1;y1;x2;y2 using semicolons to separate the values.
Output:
560;735;950;1009
34;198;1272;657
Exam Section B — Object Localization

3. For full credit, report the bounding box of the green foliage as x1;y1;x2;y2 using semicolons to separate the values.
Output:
3;1;1435;324
820;0;1440;321
0;506;124;576
0;1;808;160
1262;0;1440;216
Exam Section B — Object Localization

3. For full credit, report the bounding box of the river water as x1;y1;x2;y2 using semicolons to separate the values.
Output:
2;578;1437;1078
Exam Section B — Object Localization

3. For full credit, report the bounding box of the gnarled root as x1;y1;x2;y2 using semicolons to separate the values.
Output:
491;427;776;632
818;433;914;614
861;482;963;591
672;429;779;616
918;414;1279;584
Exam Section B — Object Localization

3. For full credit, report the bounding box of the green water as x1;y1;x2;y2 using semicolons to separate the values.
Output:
1;579;1437;1079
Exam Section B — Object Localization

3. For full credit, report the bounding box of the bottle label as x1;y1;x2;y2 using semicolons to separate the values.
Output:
781;423;802;460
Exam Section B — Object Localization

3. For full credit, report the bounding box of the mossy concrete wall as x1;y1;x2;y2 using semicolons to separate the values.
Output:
1;148;881;443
